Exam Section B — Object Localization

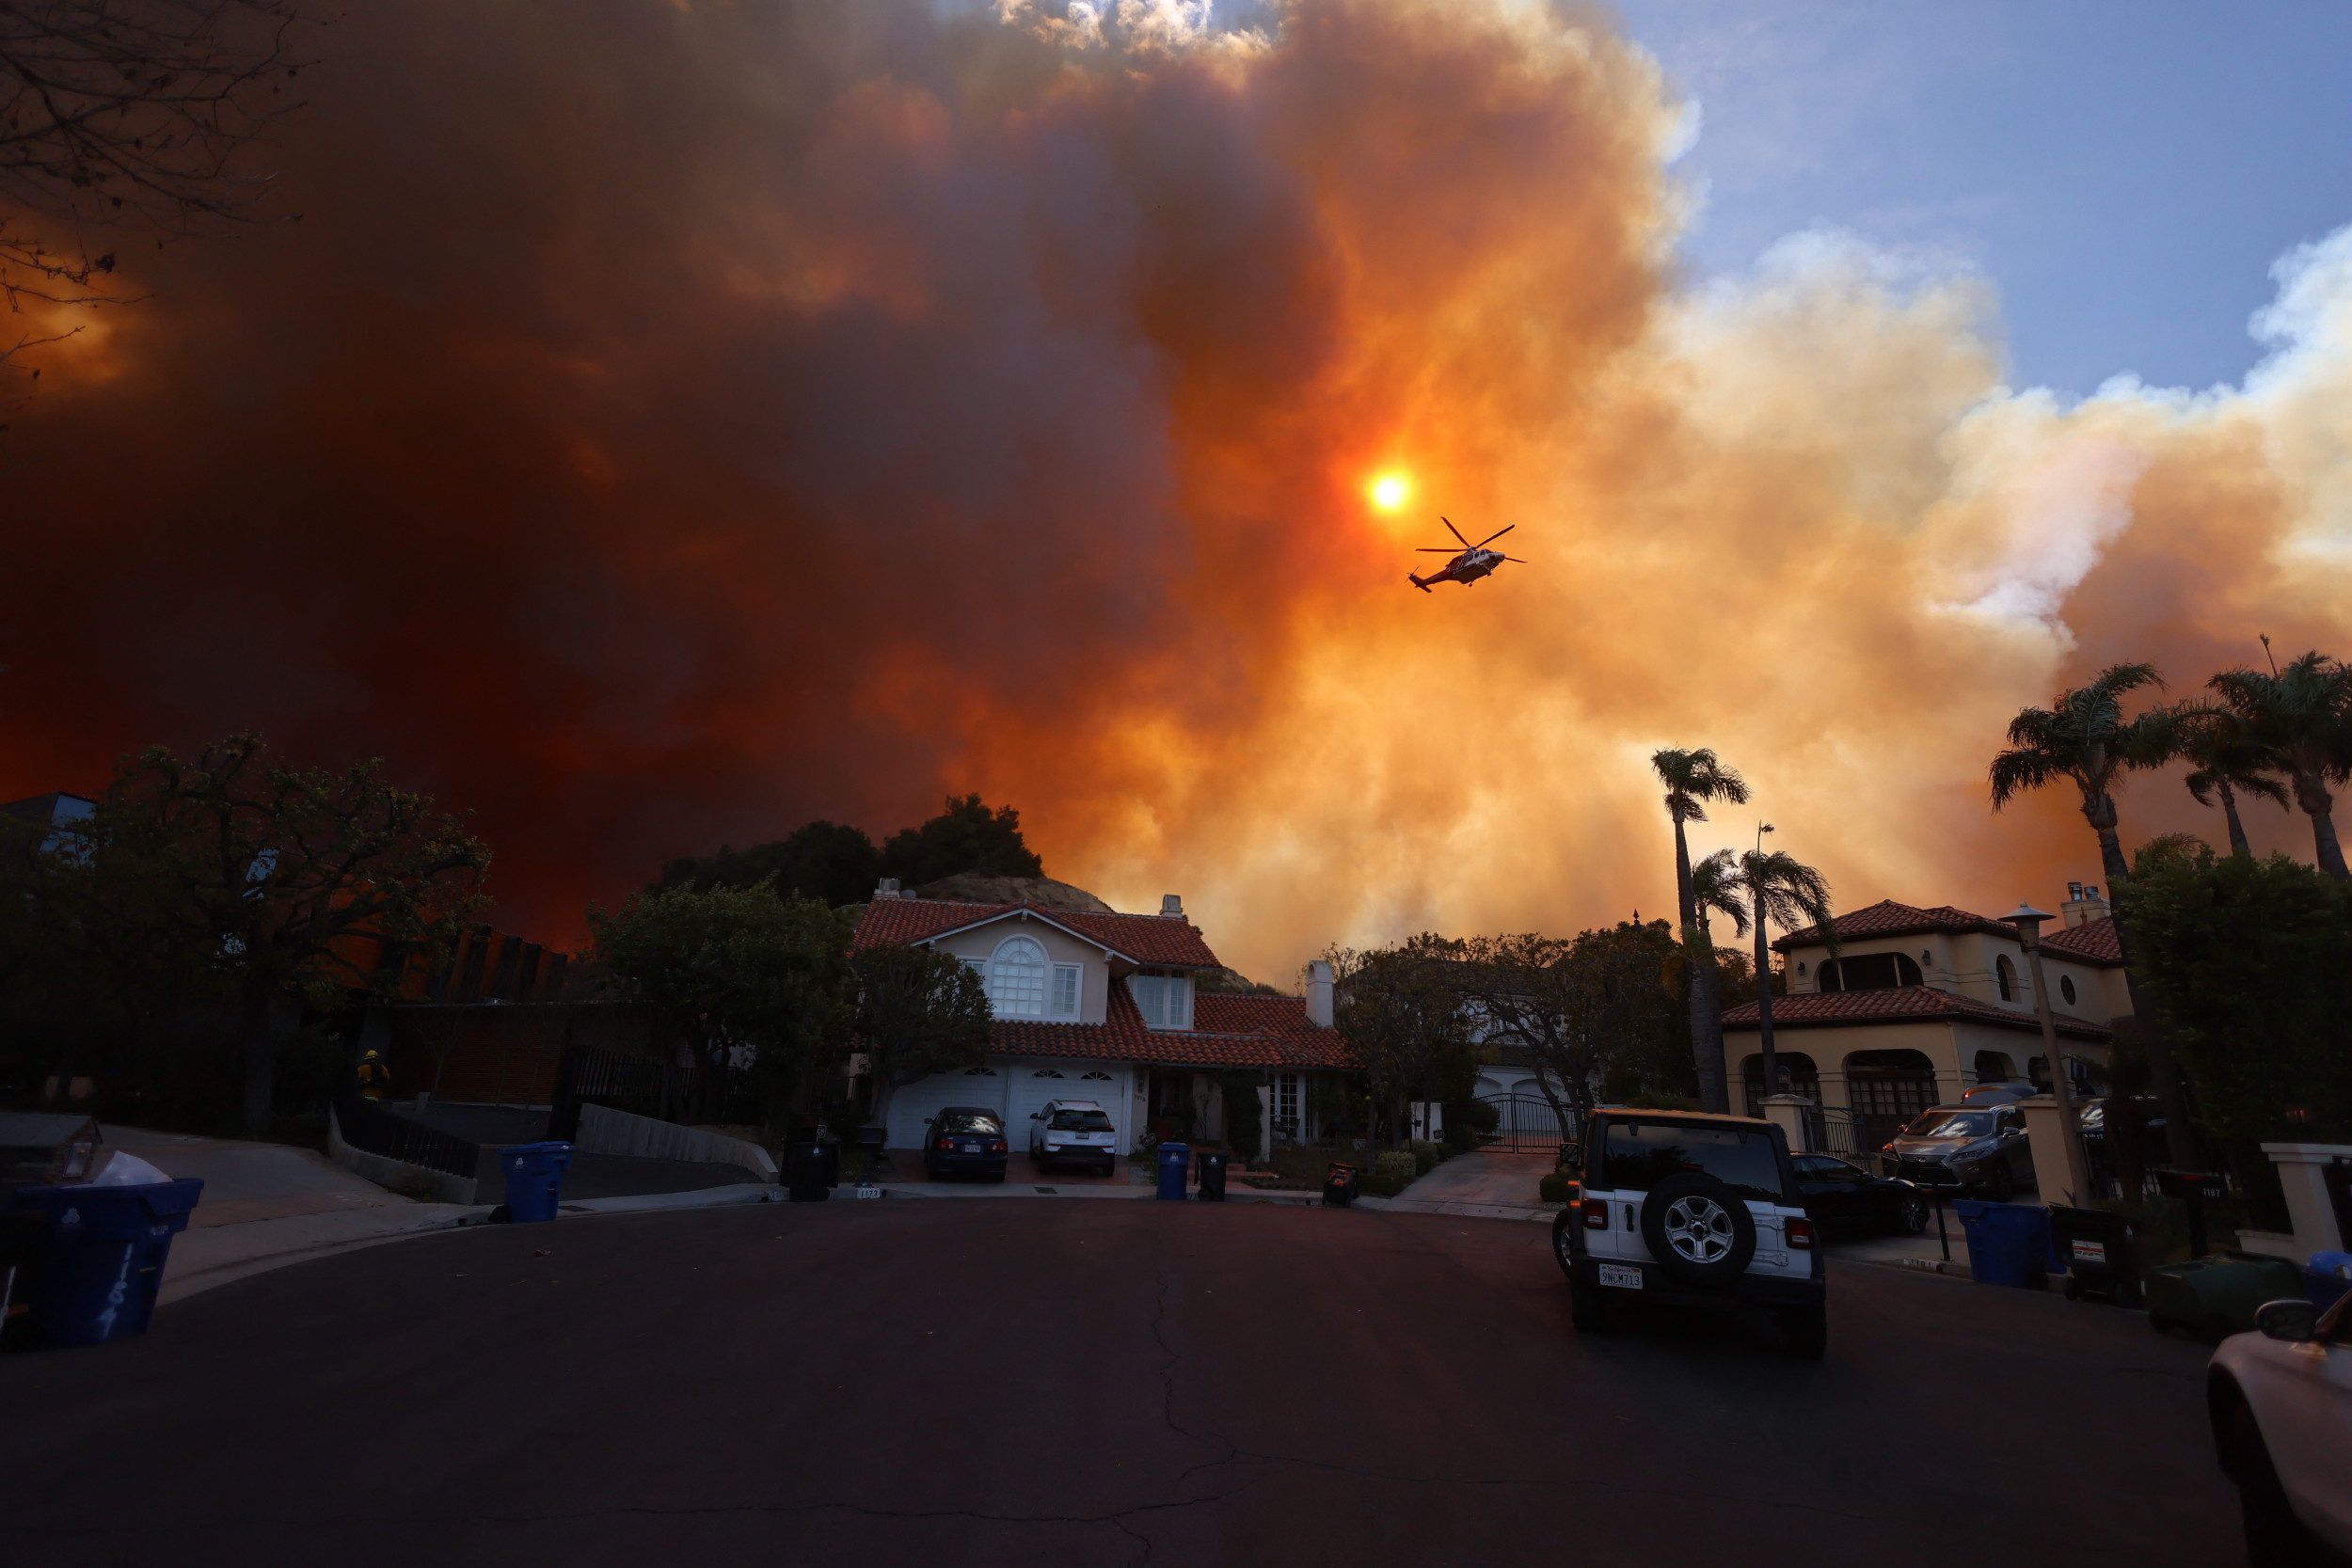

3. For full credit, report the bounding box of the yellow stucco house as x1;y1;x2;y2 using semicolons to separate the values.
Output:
1721;885;2127;1153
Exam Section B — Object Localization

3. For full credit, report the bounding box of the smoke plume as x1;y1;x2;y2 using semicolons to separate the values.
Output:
5;0;2348;981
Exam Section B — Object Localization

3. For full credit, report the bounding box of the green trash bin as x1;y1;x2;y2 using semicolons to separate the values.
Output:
2144;1250;2304;1340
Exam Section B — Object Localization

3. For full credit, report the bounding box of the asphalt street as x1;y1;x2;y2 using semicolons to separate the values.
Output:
2;1197;2237;1567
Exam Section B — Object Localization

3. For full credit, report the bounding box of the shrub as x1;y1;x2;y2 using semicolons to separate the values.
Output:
1406;1138;1438;1175
1447;1099;1501;1135
1360;1171;1409;1197
1374;1149;1417;1185
1538;1172;1571;1204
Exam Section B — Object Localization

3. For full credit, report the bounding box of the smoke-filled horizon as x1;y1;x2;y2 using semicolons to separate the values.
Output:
5;0;2347;985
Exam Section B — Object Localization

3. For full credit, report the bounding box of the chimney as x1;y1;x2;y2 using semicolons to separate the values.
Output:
2060;882;2110;928
876;878;901;901
1160;894;1184;919
1305;959;1334;1029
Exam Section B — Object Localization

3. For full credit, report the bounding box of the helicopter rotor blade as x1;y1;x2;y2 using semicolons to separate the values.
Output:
1441;516;1470;548
1473;524;1516;548
1502;556;1529;563
1415;547;1461;552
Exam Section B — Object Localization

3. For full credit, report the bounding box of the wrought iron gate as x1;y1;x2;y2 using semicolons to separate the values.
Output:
1474;1093;1574;1153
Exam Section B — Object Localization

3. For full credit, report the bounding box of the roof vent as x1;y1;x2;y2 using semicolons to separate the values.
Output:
876;878;901;900
1160;894;1184;919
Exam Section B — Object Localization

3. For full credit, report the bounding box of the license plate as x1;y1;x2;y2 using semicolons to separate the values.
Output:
2072;1240;2106;1263
854;1186;882;1199
1597;1263;1643;1291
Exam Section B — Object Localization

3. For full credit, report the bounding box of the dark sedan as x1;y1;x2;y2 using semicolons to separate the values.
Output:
1792;1153;1929;1235
923;1108;1009;1181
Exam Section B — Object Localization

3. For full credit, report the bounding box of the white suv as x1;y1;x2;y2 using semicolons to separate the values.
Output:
1028;1100;1118;1176
1551;1109;1827;1358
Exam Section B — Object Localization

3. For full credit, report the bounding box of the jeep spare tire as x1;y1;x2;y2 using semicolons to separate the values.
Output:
1640;1172;1756;1290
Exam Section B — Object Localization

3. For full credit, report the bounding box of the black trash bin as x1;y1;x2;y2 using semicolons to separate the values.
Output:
2049;1205;2142;1307
1323;1162;1359;1208
785;1139;840;1202
1196;1150;1228;1202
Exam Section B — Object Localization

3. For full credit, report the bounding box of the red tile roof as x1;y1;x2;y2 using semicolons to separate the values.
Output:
851;897;1222;968
1772;899;2018;952
1722;985;2110;1042
988;981;1357;1069
2040;916;2122;966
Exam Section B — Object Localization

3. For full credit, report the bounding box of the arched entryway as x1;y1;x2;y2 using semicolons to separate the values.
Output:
1845;1048;1939;1152
1740;1052;1820;1117
1973;1049;2017;1085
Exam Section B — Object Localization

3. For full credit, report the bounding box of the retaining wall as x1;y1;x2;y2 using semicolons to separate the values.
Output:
328;1105;480;1205
576;1102;777;1181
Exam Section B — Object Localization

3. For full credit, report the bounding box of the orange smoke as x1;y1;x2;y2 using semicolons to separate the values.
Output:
4;0;2347;983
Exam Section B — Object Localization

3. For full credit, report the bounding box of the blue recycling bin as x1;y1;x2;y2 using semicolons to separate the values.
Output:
500;1141;573;1223
1952;1199;2059;1289
5;1178;205;1348
1155;1142;1191;1201
2304;1250;2352;1312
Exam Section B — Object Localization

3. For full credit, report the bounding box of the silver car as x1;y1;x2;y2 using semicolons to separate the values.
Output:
1883;1104;2035;1200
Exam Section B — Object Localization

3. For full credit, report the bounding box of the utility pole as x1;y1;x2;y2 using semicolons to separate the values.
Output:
2000;903;2090;1206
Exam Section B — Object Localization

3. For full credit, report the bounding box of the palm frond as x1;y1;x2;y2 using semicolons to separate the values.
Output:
1690;847;1750;937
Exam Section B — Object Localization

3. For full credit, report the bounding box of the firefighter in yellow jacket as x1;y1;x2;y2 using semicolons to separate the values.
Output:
356;1049;390;1103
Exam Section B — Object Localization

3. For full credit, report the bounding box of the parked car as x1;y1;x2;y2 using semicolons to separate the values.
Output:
1550;1109;1826;1358
1029;1099;1117;1176
922;1108;1009;1181
1883;1104;2035;1200
2207;1292;2352;1563
2080;1096;2172;1188
1959;1080;2039;1106
1791;1153;1929;1235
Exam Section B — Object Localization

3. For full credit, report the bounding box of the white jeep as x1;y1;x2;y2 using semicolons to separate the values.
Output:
1551;1108;1828;1358
1028;1099;1118;1176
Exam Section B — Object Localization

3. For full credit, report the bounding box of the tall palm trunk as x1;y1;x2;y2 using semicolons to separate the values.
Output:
2089;803;2201;1169
2292;772;2350;883
1672;811;1725;1113
2217;780;2252;860
1752;886;1777;1115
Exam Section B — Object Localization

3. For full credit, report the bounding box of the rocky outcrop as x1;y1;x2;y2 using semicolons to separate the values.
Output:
914;873;1116;912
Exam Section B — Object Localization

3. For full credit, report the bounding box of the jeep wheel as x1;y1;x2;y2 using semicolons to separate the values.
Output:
1639;1172;1757;1291
1569;1278;1617;1332
1550;1212;1578;1280
1776;1303;1828;1360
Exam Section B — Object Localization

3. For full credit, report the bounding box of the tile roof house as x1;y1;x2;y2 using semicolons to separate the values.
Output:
851;882;1354;1153
1725;884;2129;1154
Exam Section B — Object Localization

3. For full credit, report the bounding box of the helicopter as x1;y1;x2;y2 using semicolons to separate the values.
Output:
1407;517;1525;592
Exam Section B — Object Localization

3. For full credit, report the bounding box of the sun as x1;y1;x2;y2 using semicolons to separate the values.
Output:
1368;472;1410;512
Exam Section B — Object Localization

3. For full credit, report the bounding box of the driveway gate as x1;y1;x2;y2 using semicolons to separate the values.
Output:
1474;1093;1574;1153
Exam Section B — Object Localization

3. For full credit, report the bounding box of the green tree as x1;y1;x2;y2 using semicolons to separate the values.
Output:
849;942;993;1132
1724;843;1838;1107
69;736;489;1132
1320;934;1472;1150
880;794;1044;887
2173;704;2291;860
657;819;882;908
1988;662;2198;1161
2207;647;2352;883
589;879;852;1121
1458;924;1685;1132
1651;748;1751;1114
2121;845;2352;1146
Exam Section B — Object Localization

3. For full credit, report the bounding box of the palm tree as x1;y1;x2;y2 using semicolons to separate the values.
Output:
1690;848;1751;1105
1989;661;2195;1162
1652;748;1750;1113
2173;704;2290;860
2208;647;2352;883
1731;843;1839;1110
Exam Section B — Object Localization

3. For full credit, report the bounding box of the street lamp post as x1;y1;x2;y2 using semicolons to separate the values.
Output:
1999;903;2090;1206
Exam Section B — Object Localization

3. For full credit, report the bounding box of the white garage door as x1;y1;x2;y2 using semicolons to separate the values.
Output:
1006;1063;1128;1149
886;1067;1007;1148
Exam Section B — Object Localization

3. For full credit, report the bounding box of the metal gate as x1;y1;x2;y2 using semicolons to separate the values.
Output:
1474;1093;1574;1153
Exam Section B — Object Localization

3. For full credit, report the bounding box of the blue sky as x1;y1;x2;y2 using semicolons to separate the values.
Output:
1613;0;2352;395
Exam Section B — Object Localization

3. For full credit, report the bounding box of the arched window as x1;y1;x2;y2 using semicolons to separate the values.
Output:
1994;954;2016;1003
988;936;1047;1017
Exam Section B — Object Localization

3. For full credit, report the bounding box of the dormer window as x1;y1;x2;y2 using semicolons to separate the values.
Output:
1131;971;1192;1029
1818;953;1922;992
987;936;1048;1017
1995;954;2016;1003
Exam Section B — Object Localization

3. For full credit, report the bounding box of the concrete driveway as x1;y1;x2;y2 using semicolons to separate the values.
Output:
1393;1149;1553;1208
0;1196;2236;1565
